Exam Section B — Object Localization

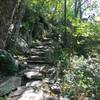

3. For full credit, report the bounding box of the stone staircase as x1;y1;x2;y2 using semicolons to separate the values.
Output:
7;38;62;100
0;37;63;100
25;38;52;65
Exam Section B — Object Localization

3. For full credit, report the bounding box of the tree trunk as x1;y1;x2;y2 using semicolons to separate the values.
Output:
74;0;82;19
0;0;18;49
5;0;26;50
62;0;67;48
74;0;78;18
79;0;82;19
0;0;25;50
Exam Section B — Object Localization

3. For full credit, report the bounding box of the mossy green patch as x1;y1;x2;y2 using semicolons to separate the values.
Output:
0;50;18;75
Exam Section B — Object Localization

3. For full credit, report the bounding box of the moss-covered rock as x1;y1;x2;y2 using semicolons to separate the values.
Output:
0;49;18;75
0;77;21;96
0;97;6;100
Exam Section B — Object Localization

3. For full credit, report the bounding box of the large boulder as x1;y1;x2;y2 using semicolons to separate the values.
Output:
0;77;21;96
16;37;29;53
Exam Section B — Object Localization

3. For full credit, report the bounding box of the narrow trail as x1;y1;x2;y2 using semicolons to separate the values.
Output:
7;38;62;100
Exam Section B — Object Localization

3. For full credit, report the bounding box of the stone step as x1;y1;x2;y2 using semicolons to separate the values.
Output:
30;41;52;48
31;47;49;51
26;52;46;57
27;58;47;62
25;50;45;55
41;37;52;41
27;60;50;64
31;45;49;49
27;56;47;61
24;71;43;80
42;41;53;44
30;48;50;53
42;42;52;46
26;48;49;55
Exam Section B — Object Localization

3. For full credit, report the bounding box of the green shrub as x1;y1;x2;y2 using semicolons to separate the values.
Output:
0;50;18;75
62;55;99;99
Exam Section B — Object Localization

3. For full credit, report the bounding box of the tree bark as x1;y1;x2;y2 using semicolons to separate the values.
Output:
74;0;78;18
74;0;82;19
5;0;26;50
79;0;82;19
0;0;18;49
62;0;67;48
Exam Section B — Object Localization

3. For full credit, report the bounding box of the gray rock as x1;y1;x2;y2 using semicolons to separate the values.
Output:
50;84;61;95
9;86;26;97
26;81;42;87
18;89;44;100
24;71;43;80
0;77;21;96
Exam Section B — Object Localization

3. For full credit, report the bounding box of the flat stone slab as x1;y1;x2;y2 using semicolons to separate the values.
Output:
9;86;26;98
24;71;43;80
26;81;42;87
10;88;59;100
18;89;44;100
